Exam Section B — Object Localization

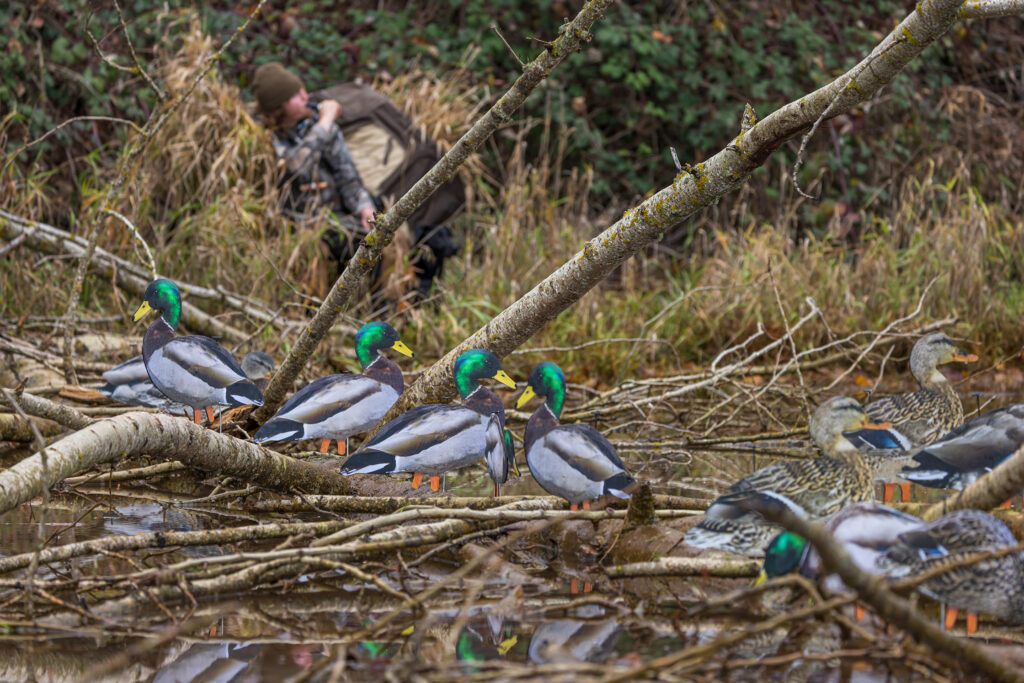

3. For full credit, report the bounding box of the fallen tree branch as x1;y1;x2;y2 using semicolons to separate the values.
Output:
0;519;350;576
0;414;66;442
604;556;759;578
382;0;976;423
0;212;250;343
0;391;94;431
0;411;356;516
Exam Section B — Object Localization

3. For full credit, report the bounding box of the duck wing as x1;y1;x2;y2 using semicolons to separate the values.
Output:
710;457;868;519
102;356;149;385
272;374;394;424
536;425;625;482
158;336;247;388
915;405;1024;471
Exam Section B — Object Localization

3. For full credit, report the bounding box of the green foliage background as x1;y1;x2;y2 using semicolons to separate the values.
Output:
5;0;1021;217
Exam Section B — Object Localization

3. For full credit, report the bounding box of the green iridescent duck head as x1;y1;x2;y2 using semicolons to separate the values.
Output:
810;396;890;455
133;279;181;329
515;361;565;416
757;530;810;584
910;332;978;385
354;322;414;369
453;349;516;399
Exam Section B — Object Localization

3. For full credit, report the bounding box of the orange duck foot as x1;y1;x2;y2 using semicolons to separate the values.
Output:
205;406;216;424
900;483;911;503
430;476;441;492
411;472;424;490
883;483;895;503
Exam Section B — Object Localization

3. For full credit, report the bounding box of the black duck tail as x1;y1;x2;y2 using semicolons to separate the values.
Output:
254;418;304;444
340;449;398;475
901;452;962;490
226;380;264;407
603;473;636;499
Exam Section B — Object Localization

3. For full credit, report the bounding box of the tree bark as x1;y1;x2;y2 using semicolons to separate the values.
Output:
254;0;617;420
380;0;978;421
0;411;357;516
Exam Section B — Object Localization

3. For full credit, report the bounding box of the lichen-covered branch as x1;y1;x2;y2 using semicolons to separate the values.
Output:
0;411;354;516
255;0;616;420
383;0;973;419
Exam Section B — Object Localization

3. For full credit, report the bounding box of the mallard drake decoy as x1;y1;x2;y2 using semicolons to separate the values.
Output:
254;322;413;455
902;404;1024;508
339;349;516;492
132;279;263;425
876;509;1024;634
759;502;923;619
99;355;187;413
856;332;977;503
684;397;888;558
516;362;635;510
101;350;273;415
485;420;520;497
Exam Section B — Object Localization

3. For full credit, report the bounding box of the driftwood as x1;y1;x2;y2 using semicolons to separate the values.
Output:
0;411;356;515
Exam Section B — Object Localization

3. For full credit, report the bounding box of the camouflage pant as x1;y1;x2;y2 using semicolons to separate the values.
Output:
321;214;415;305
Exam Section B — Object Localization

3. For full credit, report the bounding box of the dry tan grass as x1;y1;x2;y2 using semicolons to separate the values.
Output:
3;21;1023;387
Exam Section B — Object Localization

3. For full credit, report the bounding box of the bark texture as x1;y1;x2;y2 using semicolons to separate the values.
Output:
0;411;356;516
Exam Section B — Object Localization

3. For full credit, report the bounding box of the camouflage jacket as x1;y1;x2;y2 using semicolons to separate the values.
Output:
272;116;374;220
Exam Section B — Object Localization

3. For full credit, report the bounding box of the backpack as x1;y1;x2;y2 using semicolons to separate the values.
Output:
314;82;463;297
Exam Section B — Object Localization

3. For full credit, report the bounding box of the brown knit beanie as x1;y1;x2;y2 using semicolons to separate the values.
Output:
252;63;303;115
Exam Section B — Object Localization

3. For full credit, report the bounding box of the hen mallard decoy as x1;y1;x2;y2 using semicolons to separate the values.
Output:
876;509;1024;634
759;502;923;619
684;397;888;558
101;350;273;415
516;362;635;510
853;332;977;504
132;279;263;425
254;322;413;455
485;421;520;497
241;351;275;393
339;349;516;492
901;404;1024;508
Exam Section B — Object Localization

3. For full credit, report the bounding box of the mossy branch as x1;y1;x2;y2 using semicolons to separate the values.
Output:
0;411;354;517
380;0;977;420
255;0;615;421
